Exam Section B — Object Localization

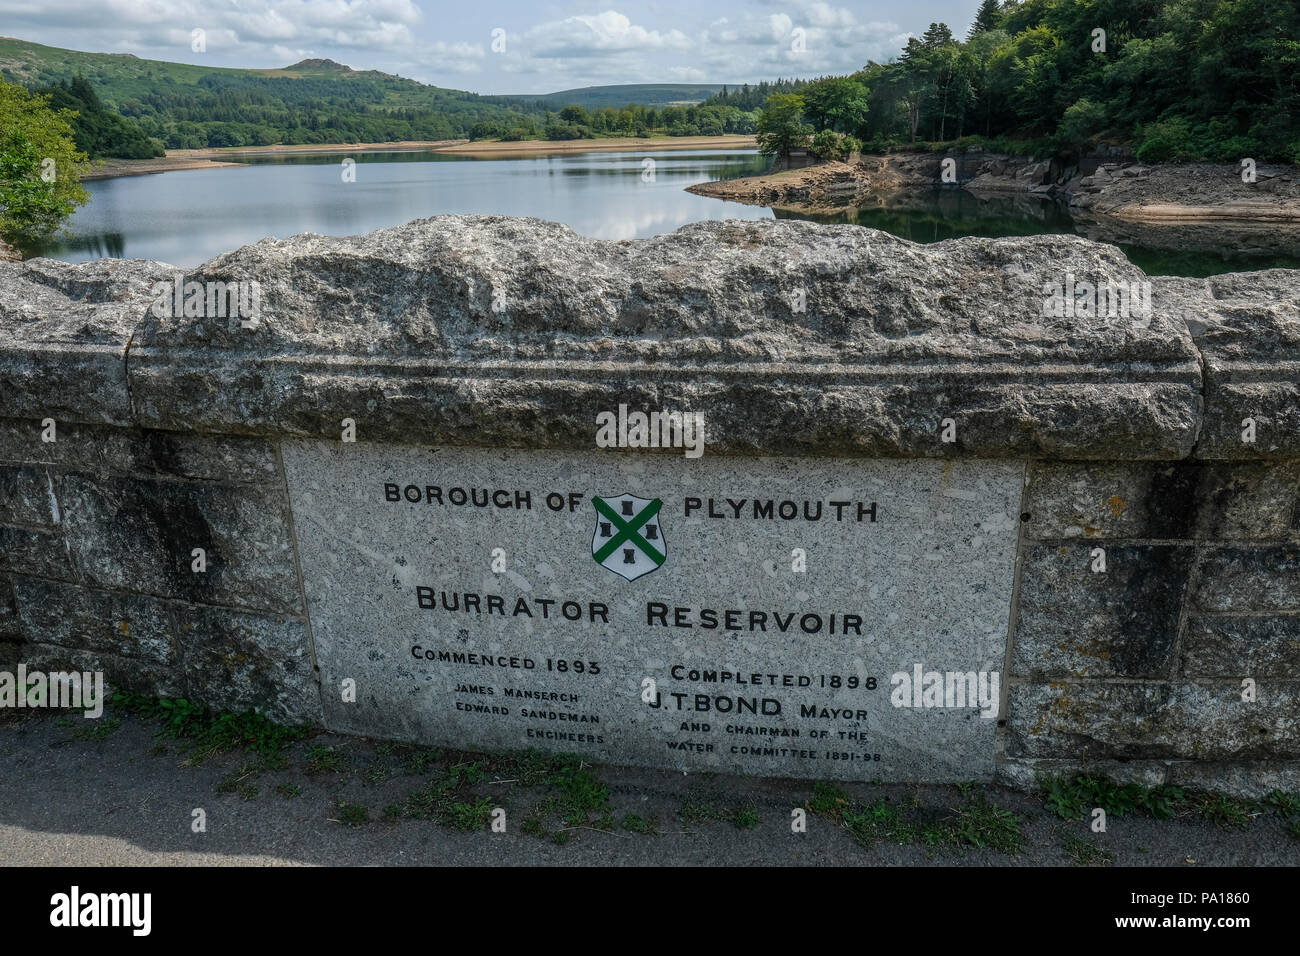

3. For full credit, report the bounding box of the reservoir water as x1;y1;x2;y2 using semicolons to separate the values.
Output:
31;148;1300;276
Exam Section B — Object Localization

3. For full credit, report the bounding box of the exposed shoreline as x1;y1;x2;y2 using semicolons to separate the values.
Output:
83;135;758;180
686;152;1300;226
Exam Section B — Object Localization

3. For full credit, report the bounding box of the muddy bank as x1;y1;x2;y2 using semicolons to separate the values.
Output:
688;150;1300;226
685;160;870;210
84;156;246;179
82;140;471;179
84;135;758;181
435;134;756;156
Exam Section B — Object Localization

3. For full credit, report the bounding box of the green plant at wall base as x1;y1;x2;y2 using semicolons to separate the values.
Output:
1041;774;1185;821
953;795;1025;853
1266;790;1300;817
448;798;494;831
807;781;852;819
337;802;369;826
110;692;308;757
621;813;657;835
729;805;760;830
305;744;347;774
1194;793;1252;830
1063;834;1114;867
551;766;610;826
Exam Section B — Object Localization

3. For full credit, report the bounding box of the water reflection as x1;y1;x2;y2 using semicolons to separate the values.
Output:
30;152;1300;277
37;149;773;267
778;187;1300;277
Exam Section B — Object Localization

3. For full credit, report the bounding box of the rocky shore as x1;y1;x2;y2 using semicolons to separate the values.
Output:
687;150;1300;226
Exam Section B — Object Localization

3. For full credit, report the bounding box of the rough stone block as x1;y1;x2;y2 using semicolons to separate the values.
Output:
1013;543;1192;677
58;473;301;614
0;418;279;484
171;604;319;723
17;643;183;701
1182;615;1300;677
1187;271;1300;460
121;218;1202;460
1194;545;1300;612
1025;461;1300;540
1007;682;1300;759
0;525;74;579
994;758;1170;792
0;465;57;528
10;577;175;664
0;257;170;426
1168;761;1300;799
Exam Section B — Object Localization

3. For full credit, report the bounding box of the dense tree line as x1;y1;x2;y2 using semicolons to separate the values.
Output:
756;0;1300;164
23;68;761;149
35;78;163;158
20;0;1295;161
704;79;812;111
468;102;758;141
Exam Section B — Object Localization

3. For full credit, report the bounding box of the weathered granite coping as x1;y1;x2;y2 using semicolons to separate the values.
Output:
2;216;1296;459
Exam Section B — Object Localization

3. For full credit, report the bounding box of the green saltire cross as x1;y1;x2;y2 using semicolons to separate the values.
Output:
592;496;665;567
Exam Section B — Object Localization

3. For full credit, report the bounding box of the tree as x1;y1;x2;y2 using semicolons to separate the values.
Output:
968;0;1002;39
921;22;955;49
0;79;90;249
37;77;163;159
967;28;1009;136
559;104;591;126
754;93;811;158
799;76;870;136
1055;96;1108;147
897;39;933;143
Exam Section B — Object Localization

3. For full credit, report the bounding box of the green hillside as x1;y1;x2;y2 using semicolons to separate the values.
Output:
0;38;757;147
0;37;543;147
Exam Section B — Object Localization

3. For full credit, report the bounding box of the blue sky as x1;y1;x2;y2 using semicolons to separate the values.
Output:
0;0;986;94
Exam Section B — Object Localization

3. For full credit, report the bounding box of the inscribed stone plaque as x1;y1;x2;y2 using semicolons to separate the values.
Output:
282;442;1023;782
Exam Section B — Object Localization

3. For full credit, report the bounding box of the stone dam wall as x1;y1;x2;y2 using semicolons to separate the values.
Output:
1;216;1297;794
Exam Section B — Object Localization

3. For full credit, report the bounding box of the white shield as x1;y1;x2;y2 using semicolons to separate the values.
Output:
591;493;666;582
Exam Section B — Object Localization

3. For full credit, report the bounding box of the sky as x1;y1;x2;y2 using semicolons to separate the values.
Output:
0;0;986;94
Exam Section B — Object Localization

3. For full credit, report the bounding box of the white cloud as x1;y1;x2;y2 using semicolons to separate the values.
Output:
525;11;692;58
0;0;425;59
0;0;925;94
767;13;793;42
667;65;708;81
424;39;485;72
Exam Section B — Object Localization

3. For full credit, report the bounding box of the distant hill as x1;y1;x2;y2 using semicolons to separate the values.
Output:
0;37;756;148
0;37;484;107
0;36;539;147
283;58;352;72
492;84;725;110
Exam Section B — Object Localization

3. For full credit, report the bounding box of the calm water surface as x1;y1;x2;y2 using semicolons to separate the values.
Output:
32;148;1300;276
38;149;772;267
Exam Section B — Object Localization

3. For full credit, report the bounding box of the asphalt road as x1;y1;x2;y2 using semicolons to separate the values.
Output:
1;709;1295;866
